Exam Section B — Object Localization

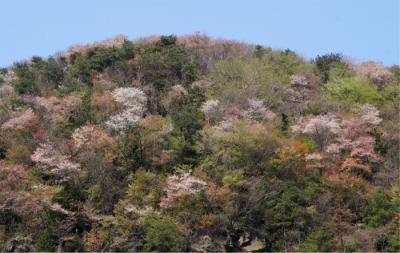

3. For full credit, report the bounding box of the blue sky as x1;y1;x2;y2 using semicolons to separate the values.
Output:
0;0;398;67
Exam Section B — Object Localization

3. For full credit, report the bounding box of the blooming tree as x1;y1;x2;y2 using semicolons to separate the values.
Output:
305;153;323;162
1;108;38;130
213;117;237;133
170;85;187;98
241;98;276;122
201;99;221;124
0;84;14;97
106;87;147;132
31;143;80;181
354;61;394;85
35;96;61;113
72;125;113;151
111;87;147;109
358;104;382;126
349;136;376;160
290;74;308;87
34;96;62;124
160;173;207;209
292;114;341;149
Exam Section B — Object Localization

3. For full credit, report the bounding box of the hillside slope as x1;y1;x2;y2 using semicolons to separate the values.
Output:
0;34;399;252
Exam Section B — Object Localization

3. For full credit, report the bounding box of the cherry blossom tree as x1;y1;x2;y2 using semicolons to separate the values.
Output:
0;84;14;97
1;108;38;130
160;173;207;209
292;114;341;149
201;99;221;124
241;98;276;122
72;125;113;151
290;74;308;87
358;104;382;126
170;85;187;98
31;143;80;181
354;61;394;85
111;87;147;109
106;87;147;132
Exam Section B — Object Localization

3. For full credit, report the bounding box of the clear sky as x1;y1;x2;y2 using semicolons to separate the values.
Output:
0;0;398;67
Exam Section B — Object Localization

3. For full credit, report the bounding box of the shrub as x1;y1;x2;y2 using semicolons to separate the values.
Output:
315;53;346;82
142;214;186;252
363;190;397;228
298;227;337;252
14;79;39;94
35;228;57;252
323;77;382;105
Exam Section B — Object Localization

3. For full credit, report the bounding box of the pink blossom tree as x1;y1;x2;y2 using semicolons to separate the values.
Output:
31;143;80;181
1;108;38;130
241;98;276;122
354;61;394;85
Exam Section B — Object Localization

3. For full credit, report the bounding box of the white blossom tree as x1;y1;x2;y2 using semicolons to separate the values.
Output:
201;99;221;124
160;173;207;209
354;61;394;85
105;87;147;132
290;74;308;87
31;143;80;181
241;98;276;122
358;104;382;126
292;114;341;149
72;125;113;151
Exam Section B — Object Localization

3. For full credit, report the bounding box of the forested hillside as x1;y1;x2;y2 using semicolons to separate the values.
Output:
0;34;399;252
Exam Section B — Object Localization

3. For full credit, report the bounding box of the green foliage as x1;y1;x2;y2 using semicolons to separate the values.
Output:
142;214;186;252
298;136;317;153
381;82;400;106
280;113;289;134
181;64;196;84
54;183;86;211
374;224;400;252
369;128;388;155
0;35;398;252
0;140;6;159
31;56;67;91
315;53;346;82
59;74;82;94
87;47;119;71
35;228;57;252
6;143;32;165
156;35;177;48
363;190;397;228
323;77;382;104
69;52;93;85
139;35;193;88
14;79;38;94
13;62;35;80
298;227;337;252
80;87;94;123
328;60;354;81
388;65;400;83
254;45;267;58
209;56;292;108
172;107;204;165
223;170;244;184
171;86;205;165
126;170;164;208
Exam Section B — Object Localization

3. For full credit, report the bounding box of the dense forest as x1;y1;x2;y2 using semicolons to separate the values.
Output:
0;34;399;252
